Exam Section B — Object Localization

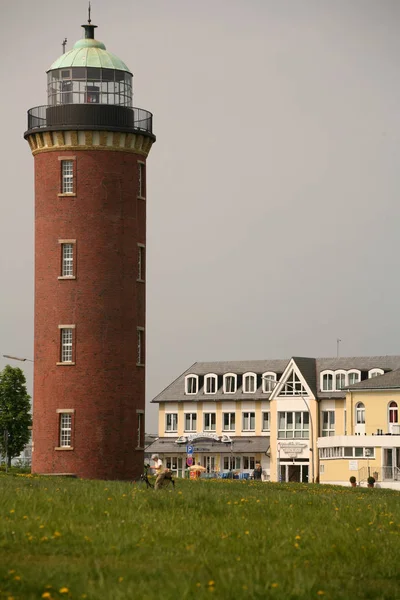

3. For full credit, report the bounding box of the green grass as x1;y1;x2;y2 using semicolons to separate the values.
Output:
0;475;399;600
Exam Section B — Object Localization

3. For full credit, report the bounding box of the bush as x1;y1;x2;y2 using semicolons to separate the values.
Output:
349;476;356;484
367;476;375;485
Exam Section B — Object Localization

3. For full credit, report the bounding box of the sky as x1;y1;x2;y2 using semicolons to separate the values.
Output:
1;0;400;432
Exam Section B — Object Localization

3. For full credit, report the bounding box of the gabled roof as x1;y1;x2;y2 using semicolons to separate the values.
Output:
346;368;400;391
151;355;400;403
293;357;317;397
151;359;289;403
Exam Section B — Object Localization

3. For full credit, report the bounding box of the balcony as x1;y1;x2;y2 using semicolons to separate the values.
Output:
24;104;154;139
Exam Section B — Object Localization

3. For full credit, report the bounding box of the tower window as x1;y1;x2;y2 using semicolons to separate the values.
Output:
137;244;145;282
59;413;72;447
138;162;146;198
59;327;74;363
61;160;74;194
58;241;76;279
136;410;144;449
137;327;145;366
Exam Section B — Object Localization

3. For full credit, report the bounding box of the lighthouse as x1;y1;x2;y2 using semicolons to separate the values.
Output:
24;15;155;479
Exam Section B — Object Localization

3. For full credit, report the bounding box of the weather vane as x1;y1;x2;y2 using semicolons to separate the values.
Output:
88;1;91;24
62;38;67;53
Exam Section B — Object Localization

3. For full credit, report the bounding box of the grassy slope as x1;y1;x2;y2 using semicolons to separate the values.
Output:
0;475;399;600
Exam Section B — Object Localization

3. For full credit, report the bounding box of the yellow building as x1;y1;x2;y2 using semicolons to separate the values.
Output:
147;356;400;488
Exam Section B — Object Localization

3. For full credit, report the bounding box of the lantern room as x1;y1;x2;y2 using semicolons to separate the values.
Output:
47;23;133;107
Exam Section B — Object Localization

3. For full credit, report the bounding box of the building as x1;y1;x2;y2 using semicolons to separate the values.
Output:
147;356;400;488
24;14;155;479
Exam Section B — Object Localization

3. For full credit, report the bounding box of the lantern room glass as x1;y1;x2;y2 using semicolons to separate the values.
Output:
47;67;133;107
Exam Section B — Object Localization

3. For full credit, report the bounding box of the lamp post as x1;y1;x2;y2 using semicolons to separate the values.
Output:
365;448;371;478
3;355;34;362
262;375;315;483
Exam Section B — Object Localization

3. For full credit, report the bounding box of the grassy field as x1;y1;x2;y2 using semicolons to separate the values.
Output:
0;474;399;600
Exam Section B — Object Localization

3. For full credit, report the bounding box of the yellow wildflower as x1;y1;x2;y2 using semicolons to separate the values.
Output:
59;588;69;594
42;594;51;599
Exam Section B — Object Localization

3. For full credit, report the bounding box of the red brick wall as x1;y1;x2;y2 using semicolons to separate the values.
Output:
32;148;147;479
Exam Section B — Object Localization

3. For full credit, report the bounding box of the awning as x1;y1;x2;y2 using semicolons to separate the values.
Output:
145;436;270;455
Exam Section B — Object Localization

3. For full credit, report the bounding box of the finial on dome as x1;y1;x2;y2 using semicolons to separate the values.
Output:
82;2;97;39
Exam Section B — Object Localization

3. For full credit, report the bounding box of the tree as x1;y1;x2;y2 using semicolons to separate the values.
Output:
0;365;32;467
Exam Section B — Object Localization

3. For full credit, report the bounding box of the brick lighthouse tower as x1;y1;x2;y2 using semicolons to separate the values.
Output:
24;14;155;479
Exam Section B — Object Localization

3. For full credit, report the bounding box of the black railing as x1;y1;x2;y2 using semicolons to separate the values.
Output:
25;104;154;137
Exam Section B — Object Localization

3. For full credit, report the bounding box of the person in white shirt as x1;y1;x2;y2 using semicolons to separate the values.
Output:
151;454;163;476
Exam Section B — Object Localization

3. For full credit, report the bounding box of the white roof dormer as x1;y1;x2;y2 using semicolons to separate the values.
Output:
242;372;257;393
185;374;199;395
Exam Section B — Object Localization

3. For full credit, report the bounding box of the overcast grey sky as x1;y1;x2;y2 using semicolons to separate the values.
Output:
1;0;400;431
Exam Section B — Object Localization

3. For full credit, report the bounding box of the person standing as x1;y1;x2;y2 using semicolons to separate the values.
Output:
253;463;262;480
151;454;163;476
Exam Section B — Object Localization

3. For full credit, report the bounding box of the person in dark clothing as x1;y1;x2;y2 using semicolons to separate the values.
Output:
253;463;262;480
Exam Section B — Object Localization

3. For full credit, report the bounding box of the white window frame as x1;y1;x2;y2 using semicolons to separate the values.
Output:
348;370;361;386
137;327;145;366
185;374;199;395
278;411;309;439
223;456;241;470
243;456;255;470
369;368;384;378
262;372;276;393
137;244;145;282
58;325;75;364
335;370;346;391
58;240;76;279
165;413;178;432
184;412;197;432
341;447;375;459
262;411;270;431
61;159;74;194
320;370;334;392
388;402;398;424
356;402;365;424
223;412;236;431
280;371;307;396
59;413;72;447
204;374;217;395
242;411;255;431
242;372;256;394
223;373;237;394
321;410;335;436
204;412;216;431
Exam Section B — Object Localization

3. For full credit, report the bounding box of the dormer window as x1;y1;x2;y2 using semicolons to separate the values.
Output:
185;374;198;395
204;374;217;395
262;372;277;393
321;371;334;391
348;370;361;386
223;373;237;394
335;371;346;390
369;369;384;378
243;372;256;393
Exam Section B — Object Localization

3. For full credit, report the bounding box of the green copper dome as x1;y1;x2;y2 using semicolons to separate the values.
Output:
48;33;131;74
